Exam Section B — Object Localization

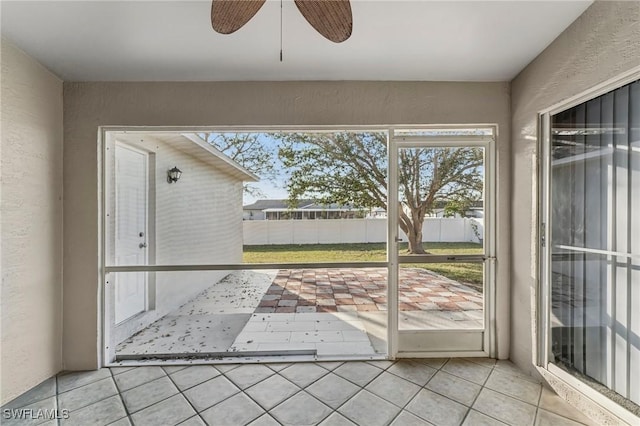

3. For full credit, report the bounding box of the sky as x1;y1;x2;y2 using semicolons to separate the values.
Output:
241;133;289;205
207;130;486;206
203;132;290;205
244;179;289;205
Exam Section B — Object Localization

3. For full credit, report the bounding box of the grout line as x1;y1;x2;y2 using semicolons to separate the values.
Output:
234;363;342;425
111;368;168;394
185;365;288;415
163;370;210;424
382;358;439;387
56;376;122;414
177;415;202;426
120;381;190;419
53;358;553;426
55;375;60;426
385;359;446;425
459;361;542;426
281;367;331;391
165;366;222;393
324;361;390;411
532;382;545;426
228;375;297;423
270;363;369;423
108;368;134;424
457;358;494;425
326;361;385;389
56;370;112;395
478;377;542;407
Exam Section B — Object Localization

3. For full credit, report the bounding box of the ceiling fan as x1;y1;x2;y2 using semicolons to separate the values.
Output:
211;0;353;43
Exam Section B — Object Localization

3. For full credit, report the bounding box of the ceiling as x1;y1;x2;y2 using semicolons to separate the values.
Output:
1;0;592;82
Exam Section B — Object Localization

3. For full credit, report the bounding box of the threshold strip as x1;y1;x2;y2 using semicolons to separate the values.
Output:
105;262;389;273
115;349;317;361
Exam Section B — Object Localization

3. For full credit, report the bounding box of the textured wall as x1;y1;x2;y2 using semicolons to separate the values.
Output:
0;39;64;404
510;1;640;378
63;80;511;369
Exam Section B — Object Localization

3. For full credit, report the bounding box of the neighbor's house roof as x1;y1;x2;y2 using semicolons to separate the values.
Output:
243;199;315;210
244;199;368;212
115;132;259;182
431;200;484;209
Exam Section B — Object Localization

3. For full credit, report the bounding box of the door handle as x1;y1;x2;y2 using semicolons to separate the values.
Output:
139;242;147;249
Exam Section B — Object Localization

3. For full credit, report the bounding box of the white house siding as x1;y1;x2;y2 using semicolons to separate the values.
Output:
104;135;244;345
154;137;243;307
1;40;63;405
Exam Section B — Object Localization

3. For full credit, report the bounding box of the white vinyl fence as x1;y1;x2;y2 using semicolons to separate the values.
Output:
243;218;483;245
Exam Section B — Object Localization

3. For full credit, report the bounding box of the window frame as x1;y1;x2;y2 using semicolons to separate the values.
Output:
99;124;499;365
537;66;640;423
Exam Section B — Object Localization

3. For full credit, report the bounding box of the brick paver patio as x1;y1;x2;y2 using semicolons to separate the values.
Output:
255;268;483;314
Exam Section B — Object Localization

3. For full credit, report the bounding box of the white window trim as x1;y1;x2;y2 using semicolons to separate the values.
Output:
537;67;640;423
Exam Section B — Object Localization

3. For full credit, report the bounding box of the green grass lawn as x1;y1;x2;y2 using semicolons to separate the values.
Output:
243;242;484;288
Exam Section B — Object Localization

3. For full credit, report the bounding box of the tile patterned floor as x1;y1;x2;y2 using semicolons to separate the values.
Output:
259;268;483;314
2;359;596;426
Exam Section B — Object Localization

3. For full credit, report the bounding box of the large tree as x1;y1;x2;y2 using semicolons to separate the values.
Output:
278;132;483;254
201;133;278;197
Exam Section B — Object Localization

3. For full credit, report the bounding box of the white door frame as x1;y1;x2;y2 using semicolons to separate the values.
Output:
387;128;497;358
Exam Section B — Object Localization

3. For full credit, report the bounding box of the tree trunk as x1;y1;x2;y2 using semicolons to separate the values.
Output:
398;203;427;254
407;224;426;254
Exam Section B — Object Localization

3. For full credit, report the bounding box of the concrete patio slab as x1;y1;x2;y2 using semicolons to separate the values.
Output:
116;314;251;356
230;312;377;356
115;267;482;358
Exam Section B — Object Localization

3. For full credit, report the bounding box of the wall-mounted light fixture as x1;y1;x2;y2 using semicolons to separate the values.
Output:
167;166;182;184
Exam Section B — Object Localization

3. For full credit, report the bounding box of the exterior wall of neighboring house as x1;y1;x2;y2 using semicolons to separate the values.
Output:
510;2;639;421
263;209;366;220
243;209;265;221
63;80;511;369
104;134;243;346
243;201;368;220
0;39;64;405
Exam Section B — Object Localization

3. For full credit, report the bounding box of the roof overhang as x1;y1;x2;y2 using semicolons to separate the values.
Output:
114;132;259;182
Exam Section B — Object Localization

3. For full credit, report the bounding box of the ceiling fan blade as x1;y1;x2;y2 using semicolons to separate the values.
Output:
211;0;266;34
294;0;352;43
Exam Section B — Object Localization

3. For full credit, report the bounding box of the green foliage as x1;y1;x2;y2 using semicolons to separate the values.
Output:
443;199;472;217
277;132;388;209
201;133;278;197
276;132;484;253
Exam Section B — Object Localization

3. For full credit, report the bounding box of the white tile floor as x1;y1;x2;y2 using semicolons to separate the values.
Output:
2;359;597;426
